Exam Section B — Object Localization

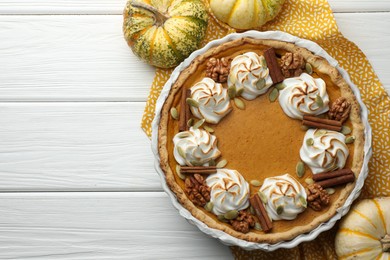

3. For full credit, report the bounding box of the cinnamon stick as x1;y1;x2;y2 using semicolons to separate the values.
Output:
264;48;285;84
316;174;355;188
313;168;354;182
181;166;217;171
303;115;342;127
180;166;217;175
250;194;273;232
179;87;190;132
302;120;342;131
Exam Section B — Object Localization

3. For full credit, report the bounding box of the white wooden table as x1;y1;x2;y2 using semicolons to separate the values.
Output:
0;1;389;259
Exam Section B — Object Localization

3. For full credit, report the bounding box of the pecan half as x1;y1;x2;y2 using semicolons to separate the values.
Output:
306;183;330;211
184;174;210;207
205;57;230;83
328;97;351;123
279;52;305;78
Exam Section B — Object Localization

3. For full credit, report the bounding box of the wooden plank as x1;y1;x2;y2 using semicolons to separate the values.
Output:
0;102;161;191
0;15;154;102
335;13;389;88
0;0;126;14
328;0;390;13
0;192;232;259
0;14;388;102
0;0;388;14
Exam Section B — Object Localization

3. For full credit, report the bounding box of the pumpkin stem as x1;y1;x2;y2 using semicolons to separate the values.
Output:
381;234;390;252
131;1;170;26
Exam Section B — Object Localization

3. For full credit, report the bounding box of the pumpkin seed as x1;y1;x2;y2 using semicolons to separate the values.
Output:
345;136;356;144
204;201;214;212
186;98;199;108
326;188;336;195
341;126;352;135
314;129;327;137
224;210;239;220
250;180;262;187
209;159;216;166
256;78;266;90
269;88;279;102
296;161;305;178
190;160;202;166
315;95;324;108
260;56;267;68
178;146;186;158
276;205;284;215
275;82;286;91
305;63;313;74
327;162;339;172
234;98;245;110
170;107;179;120
254;222;263;231
216;159;227;168
236;87;244;96
193;119;205;130
176;132;190;139
187;118;194;127
301;125;309;131
228;85;236;99
305;178;314;185
298;195;307;208
218;214;228;222
203;125;214;133
249;206;255;215
306;138;314;146
258;191;268;204
175;165;186;180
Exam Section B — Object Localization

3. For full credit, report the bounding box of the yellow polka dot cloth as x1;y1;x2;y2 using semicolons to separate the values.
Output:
140;0;390;258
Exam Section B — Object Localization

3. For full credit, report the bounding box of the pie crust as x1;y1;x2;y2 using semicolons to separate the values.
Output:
157;37;365;244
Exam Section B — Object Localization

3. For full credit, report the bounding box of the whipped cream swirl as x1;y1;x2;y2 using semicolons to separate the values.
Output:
259;174;307;221
228;52;273;100
300;129;349;174
190;77;232;124
173;127;221;166
206;169;250;215
278;73;330;119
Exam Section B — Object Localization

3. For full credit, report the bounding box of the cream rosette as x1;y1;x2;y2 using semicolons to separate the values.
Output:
259;174;307;221
300;129;349;174
227;52;273;100
173;127;221;166
206;169;250;216
189;77;232;124
278;73;330;119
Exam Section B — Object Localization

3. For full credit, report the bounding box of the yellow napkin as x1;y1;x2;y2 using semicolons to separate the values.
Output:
141;0;390;258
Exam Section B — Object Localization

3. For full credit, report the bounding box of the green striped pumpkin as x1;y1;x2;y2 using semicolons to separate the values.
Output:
123;0;208;68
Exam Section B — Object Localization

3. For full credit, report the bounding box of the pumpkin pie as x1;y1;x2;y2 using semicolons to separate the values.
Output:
157;36;366;244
